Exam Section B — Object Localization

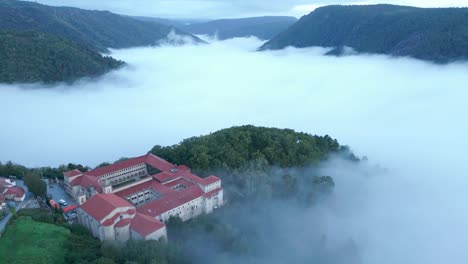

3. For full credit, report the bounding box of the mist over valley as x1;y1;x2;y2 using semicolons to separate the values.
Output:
1;1;468;263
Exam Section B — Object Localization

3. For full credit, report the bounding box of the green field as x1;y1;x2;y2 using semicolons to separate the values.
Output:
0;216;70;264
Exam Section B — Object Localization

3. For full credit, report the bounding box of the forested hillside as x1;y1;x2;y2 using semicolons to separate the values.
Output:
260;4;468;62
183;16;298;40
151;125;358;203
0;0;201;52
0;31;123;83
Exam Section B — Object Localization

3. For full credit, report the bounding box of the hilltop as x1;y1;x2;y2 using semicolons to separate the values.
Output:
0;0;201;52
0;31;123;84
260;5;468;62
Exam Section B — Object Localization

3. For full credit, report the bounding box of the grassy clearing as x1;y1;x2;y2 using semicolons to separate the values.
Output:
0;216;70;264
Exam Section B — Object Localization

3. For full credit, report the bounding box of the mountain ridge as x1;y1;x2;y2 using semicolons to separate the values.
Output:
0;0;202;52
0;31;123;84
260;4;468;62
182;16;298;40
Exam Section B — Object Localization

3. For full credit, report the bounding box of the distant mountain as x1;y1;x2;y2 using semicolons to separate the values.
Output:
182;16;298;40
0;31;123;84
0;0;202;52
130;16;209;28
260;5;468;62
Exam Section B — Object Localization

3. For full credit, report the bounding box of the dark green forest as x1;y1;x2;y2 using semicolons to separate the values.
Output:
0;31;123;83
260;4;468;62
0;0;204;83
0;0;200;53
151;125;357;202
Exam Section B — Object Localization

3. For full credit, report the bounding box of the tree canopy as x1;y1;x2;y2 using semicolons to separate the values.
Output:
0;31;123;83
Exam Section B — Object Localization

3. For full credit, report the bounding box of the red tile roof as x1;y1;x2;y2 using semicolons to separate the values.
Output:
5;187;25;198
102;208;136;226
164;178;195;189
131;213;165;237
204;187;223;198
69;177;82;187
153;171;179;183
177;165;191;172
146;154;176;172
201;176;221;185
83;154;176;178
85;155;148;177
64;169;82;178
137;185;204;217
80;175;103;193
114;180;173;198
115;217;132;227
80;194;134;222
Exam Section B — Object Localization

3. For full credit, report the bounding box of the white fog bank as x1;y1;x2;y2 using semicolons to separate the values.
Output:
1;37;466;168
1;37;468;263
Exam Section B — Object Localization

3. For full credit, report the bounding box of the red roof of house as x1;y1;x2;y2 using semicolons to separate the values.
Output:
177;165;191;172
204;187;223;198
153;171;179;183
64;169;82;178
201;176;221;185
79;175;102;193
137;185;204;217
80;194;134;222
69;177;82;187
115;217;132;227
131;213;165;237
85;155;148;177
114;179;173;198
83;154;176;178
145;154;175;172
164;178;195;189
102;208;136;226
5;187;25;197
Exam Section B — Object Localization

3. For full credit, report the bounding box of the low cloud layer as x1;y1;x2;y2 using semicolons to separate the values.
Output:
1;37;468;263
32;0;468;18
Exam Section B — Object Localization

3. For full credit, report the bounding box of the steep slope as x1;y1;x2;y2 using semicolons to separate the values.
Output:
0;31;123;83
0;0;201;52
183;16;298;40
260;5;468;62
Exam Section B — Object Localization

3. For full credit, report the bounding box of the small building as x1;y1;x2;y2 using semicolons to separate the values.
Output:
3;186;25;202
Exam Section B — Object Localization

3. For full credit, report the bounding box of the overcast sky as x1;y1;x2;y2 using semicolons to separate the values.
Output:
31;0;468;18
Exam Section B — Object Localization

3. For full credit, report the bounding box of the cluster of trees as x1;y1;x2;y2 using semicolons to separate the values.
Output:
151;125;357;171
0;161;89;180
0;31;123;83
151;125;355;203
23;172;46;198
260;4;468;62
